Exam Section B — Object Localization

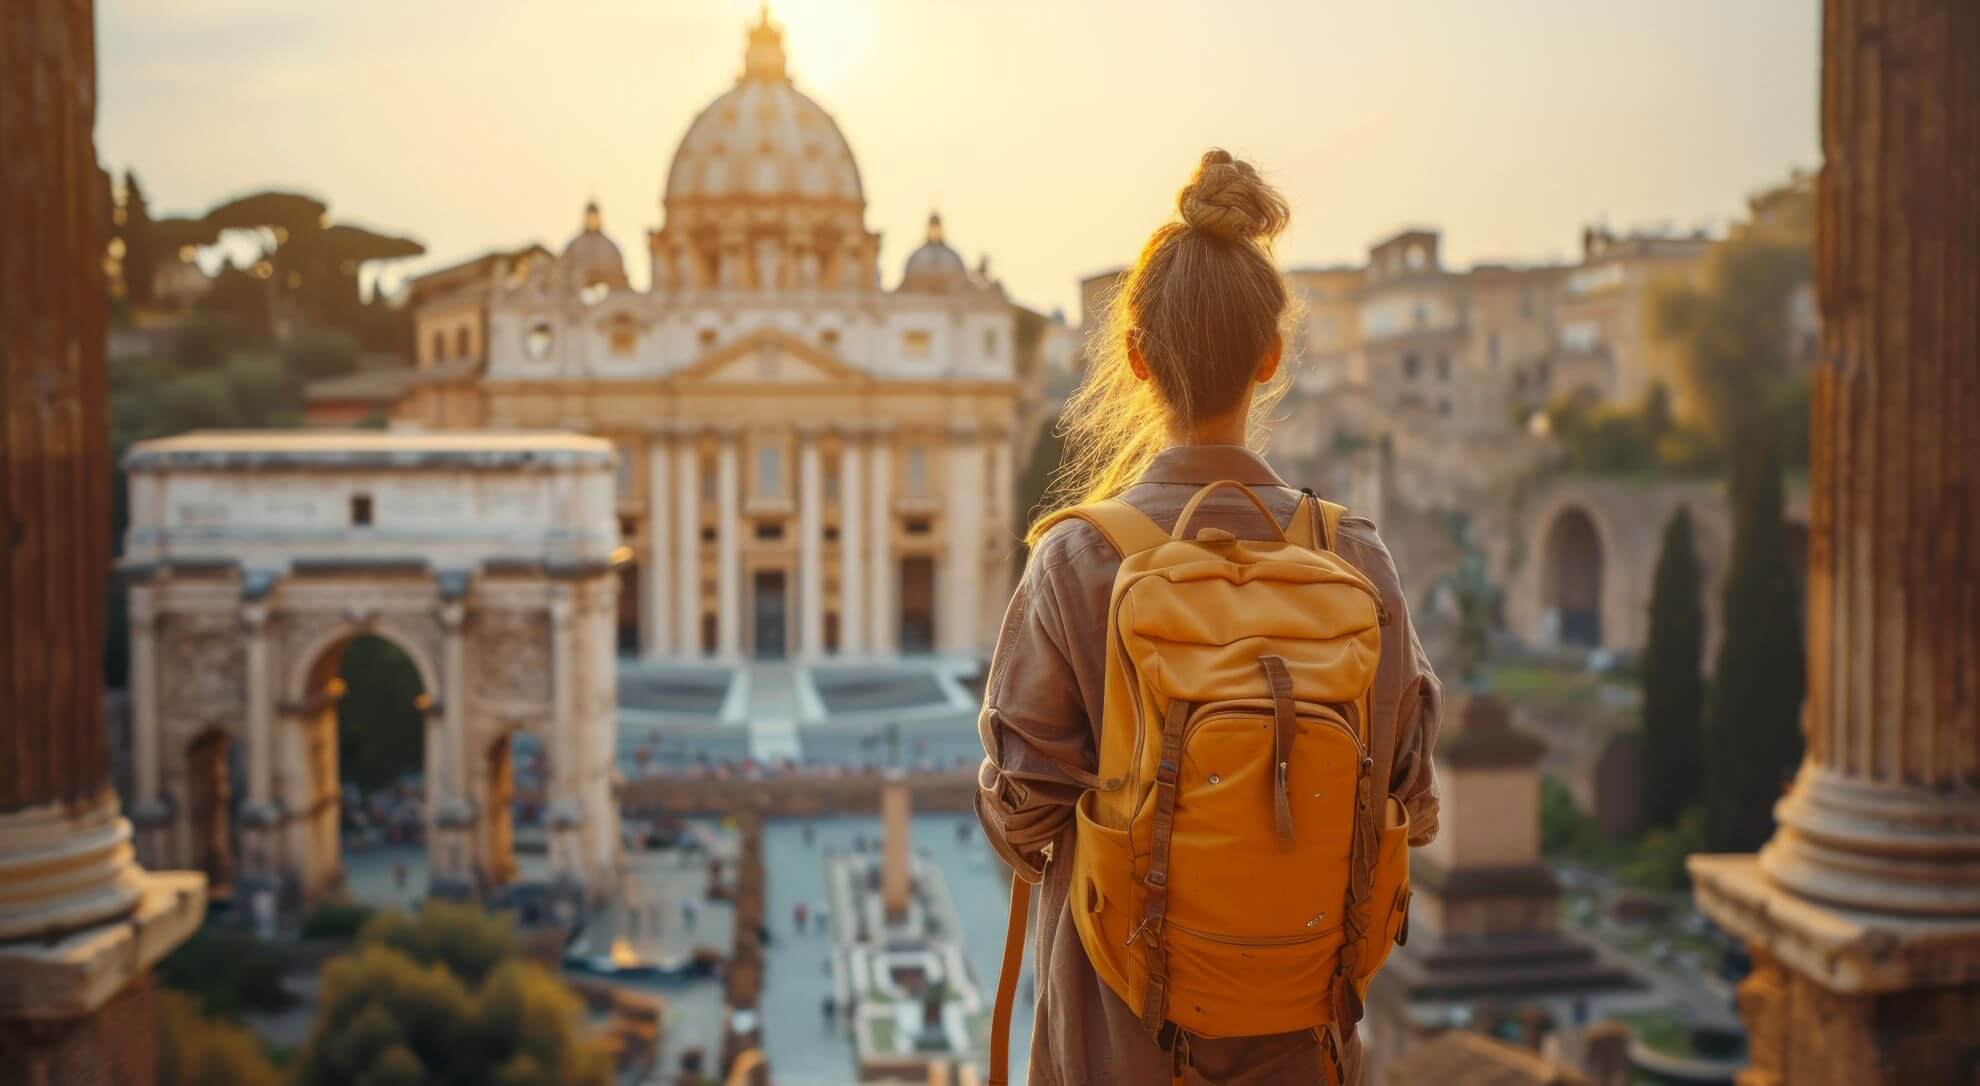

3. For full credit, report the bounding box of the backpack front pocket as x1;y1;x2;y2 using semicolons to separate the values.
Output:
1139;701;1363;947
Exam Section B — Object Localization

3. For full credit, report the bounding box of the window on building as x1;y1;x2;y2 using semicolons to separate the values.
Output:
431;330;447;361
904;517;932;535
1436;355;1452;381
755;521;784;541
757;445;783;498
455;327;472;358
821;328;840;350
700;456;717;501
823;525;840;544
701;613;718;655
903;329;931;358
350;493;373;526
905;446;928;495
609;317;637;356
700;524;717;543
1402;353;1421;380
619;514;637;540
698;327;718;349
525;321;554;360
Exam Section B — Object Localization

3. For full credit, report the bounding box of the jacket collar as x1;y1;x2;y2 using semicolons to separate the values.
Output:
1137;444;1289;488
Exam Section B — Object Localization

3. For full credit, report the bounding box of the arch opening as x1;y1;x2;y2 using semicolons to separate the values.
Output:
1544;507;1605;649
184;728;238;896
285;631;429;903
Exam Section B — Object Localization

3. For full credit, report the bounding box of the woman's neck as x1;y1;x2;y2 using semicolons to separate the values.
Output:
1170;407;1249;447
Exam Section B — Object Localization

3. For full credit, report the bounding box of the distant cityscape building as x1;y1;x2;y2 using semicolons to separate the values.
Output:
391;12;1028;665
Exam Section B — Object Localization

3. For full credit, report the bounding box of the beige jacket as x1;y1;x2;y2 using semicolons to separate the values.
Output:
975;445;1443;1085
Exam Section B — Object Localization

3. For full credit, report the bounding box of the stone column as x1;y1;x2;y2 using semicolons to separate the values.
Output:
0;3;205;1075
941;433;986;657
717;433;742;659
676;435;702;655
643;433;671;659
237;598;280;883
867;437;896;654
1689;5;1980;1082
127;586;173;869
798;431;825;658
838;436;866;656
431;595;476;894
545;593;584;890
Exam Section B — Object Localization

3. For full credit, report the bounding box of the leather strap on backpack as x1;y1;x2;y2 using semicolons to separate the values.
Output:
1260;656;1298;850
1133;696;1194;1036
987;870;1034;1086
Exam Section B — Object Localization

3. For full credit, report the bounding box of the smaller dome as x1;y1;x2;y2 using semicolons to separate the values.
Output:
563;200;627;291
899;212;969;293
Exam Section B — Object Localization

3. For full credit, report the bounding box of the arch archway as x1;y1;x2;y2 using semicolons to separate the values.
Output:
1543;507;1606;648
278;627;434;903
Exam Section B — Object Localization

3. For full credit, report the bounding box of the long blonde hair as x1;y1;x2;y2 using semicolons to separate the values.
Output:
1029;149;1297;543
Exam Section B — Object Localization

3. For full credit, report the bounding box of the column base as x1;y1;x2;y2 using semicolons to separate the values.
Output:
1759;763;1980;917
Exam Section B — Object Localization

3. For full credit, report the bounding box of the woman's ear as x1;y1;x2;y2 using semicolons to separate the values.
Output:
1254;334;1283;384
1127;333;1152;382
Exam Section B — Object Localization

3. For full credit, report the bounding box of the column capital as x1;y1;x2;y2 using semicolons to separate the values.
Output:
241;601;270;631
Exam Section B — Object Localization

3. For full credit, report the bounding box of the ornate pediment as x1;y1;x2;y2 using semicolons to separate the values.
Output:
670;328;870;386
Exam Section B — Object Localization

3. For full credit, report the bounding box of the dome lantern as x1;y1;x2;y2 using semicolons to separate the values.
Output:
742;5;788;84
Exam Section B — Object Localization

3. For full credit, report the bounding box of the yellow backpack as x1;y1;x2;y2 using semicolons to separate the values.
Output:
989;481;1413;1084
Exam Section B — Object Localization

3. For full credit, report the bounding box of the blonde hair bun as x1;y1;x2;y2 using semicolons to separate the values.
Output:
1177;149;1290;245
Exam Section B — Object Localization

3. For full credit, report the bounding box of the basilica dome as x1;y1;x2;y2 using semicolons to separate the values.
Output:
663;13;864;207
562;200;627;290
899;212;970;293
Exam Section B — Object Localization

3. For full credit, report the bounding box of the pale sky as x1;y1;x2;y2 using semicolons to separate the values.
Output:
97;0;1819;317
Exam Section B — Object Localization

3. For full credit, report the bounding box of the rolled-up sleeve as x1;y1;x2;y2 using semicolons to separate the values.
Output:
974;538;1098;883
1390;616;1443;846
1337;518;1445;848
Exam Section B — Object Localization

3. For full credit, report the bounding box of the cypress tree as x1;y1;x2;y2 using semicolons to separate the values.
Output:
1639;505;1706;829
1700;444;1805;851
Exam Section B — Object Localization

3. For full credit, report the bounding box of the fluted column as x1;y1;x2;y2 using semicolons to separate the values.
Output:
798;431;824;658
716;433;742;659
867;437;896;654
675;436;702;655
431;595;475;891
839;436;866;656
941;433;986;657
1689;5;1980;1081
1;3;205;1064
643;434;671;659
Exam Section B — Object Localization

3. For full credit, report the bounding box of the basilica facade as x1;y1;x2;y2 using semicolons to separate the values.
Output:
396;14;1023;665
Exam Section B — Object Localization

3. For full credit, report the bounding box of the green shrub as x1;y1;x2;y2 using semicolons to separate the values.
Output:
156;931;296;1019
158;990;284;1086
358;902;522;988
301;901;377;940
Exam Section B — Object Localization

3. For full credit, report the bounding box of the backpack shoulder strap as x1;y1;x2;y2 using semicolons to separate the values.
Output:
1287;491;1349;552
988;872;1033;1086
1031;497;1169;557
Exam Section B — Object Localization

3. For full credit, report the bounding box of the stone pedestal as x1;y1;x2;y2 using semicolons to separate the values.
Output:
1688;4;1979;1082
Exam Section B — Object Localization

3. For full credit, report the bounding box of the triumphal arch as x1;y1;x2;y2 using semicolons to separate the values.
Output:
120;431;622;905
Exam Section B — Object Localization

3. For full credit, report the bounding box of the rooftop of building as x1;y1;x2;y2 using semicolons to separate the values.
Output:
123;430;617;471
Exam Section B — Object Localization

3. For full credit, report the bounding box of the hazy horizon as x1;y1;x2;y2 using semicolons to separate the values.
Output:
98;0;1819;316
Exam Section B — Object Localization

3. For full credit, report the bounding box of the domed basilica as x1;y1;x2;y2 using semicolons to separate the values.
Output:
397;12;1024;668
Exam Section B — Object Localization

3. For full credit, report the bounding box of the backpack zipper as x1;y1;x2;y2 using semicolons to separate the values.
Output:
1162;917;1338;947
1185;698;1366;764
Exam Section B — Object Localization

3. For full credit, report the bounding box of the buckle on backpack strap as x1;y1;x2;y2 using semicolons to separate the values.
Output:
1143;869;1167;888
1155;759;1179;784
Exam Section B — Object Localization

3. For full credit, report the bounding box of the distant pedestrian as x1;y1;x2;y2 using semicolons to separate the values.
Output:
682;899;698;931
794;901;810;932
